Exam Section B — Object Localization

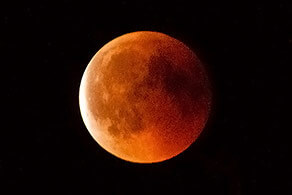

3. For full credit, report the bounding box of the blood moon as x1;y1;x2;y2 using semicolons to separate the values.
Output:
79;31;211;163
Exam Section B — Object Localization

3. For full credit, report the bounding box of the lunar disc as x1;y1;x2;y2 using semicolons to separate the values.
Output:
79;31;211;163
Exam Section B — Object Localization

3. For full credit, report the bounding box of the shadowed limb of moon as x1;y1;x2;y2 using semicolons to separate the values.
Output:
79;31;212;163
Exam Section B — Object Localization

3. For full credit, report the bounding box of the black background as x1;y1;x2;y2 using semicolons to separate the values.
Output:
1;1;291;194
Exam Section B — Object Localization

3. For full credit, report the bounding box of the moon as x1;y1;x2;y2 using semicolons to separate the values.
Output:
79;31;211;163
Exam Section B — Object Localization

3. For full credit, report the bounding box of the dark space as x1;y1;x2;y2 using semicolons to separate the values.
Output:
1;1;291;194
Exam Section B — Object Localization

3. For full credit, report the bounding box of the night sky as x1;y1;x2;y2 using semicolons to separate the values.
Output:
2;1;291;194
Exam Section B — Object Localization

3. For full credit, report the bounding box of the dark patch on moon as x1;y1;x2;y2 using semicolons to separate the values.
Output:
145;54;207;118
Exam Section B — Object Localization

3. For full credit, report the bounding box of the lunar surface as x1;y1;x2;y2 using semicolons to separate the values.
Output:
79;31;211;163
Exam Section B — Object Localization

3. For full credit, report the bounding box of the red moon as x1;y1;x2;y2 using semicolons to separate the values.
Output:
79;31;211;163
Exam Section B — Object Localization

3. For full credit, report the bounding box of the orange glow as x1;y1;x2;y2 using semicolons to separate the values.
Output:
79;31;211;163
